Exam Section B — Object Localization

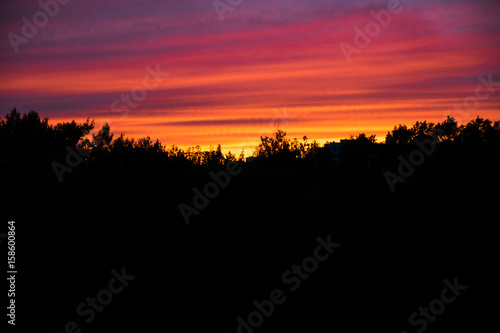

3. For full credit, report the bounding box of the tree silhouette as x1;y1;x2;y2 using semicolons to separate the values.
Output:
385;124;414;144
456;116;500;143
435;116;458;141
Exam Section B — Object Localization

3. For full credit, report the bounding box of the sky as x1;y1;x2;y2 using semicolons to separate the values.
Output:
1;0;500;153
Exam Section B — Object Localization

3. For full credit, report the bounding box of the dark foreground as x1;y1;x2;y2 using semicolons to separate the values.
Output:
1;110;498;332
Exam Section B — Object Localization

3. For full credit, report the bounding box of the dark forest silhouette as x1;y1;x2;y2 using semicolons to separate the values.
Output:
2;108;499;172
2;108;498;332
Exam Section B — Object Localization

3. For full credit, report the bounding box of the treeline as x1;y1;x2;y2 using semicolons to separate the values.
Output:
2;108;499;172
385;116;500;144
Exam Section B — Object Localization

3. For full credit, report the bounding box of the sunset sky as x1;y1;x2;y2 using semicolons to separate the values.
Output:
1;0;499;153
